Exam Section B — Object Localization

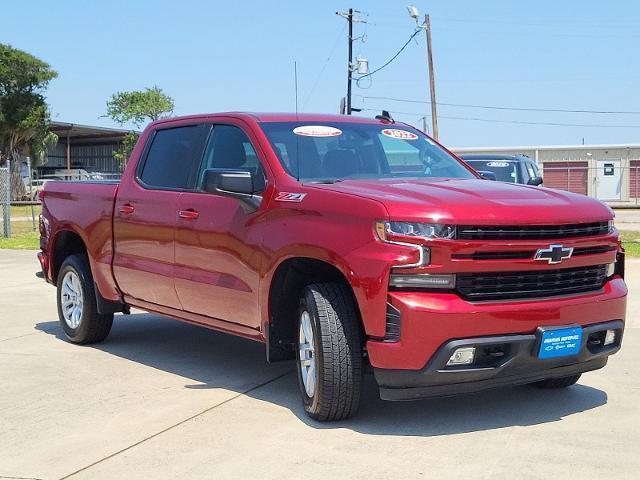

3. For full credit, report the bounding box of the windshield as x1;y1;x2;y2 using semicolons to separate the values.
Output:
464;160;519;183
259;122;476;182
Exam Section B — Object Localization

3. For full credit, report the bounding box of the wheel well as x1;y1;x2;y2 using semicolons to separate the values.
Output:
52;230;87;283
267;257;361;362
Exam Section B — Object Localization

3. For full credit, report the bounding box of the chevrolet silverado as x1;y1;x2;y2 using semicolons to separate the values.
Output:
38;112;627;421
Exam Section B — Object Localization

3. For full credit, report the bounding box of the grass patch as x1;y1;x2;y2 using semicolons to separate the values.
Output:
10;204;42;218
0;219;39;250
0;231;39;250
620;230;640;257
10;220;38;235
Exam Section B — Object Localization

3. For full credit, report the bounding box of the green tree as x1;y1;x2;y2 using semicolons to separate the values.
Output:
105;86;174;164
0;44;58;200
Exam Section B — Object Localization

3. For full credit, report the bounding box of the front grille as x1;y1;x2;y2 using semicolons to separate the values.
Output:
452;245;614;261
456;264;608;301
573;245;616;256
453;251;533;260
457;222;609;240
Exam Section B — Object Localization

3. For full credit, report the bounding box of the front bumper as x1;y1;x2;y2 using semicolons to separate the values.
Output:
375;320;623;401
366;277;627;370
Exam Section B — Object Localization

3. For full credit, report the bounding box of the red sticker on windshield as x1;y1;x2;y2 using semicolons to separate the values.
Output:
381;129;418;140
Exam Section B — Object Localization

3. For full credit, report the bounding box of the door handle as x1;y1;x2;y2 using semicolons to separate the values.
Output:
118;204;135;215
178;209;199;220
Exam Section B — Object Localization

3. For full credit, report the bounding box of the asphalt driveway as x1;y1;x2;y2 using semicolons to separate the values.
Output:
1;249;638;479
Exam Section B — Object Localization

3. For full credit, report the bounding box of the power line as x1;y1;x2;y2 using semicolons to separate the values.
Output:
302;21;347;111
356;95;640;115
356;27;422;81
369;22;640;38
361;108;640;128
374;14;640;28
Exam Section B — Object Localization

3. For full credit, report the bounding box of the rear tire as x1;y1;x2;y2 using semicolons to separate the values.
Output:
56;254;113;344
296;283;363;422
533;374;581;389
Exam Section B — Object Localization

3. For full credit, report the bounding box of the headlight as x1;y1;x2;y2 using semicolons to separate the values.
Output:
375;221;456;242
608;219;615;233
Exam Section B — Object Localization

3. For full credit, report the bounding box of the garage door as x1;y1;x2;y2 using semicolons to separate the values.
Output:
631;160;640;199
543;161;588;195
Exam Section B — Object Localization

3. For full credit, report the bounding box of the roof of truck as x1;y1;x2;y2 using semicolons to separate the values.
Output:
151;112;391;126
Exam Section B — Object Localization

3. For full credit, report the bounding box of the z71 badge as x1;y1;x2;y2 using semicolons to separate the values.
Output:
275;192;307;202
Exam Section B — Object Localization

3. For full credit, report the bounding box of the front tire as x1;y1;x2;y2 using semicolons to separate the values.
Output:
56;254;113;344
533;374;581;389
296;283;363;422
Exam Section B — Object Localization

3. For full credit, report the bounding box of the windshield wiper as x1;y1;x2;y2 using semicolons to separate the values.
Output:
310;179;344;184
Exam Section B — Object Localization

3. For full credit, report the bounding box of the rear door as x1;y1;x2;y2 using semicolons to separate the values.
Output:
174;122;268;328
113;123;209;308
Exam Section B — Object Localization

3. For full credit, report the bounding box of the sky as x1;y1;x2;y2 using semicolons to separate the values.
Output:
3;0;640;147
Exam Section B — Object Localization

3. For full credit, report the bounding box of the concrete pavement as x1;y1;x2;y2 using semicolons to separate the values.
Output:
0;249;638;480
613;208;640;232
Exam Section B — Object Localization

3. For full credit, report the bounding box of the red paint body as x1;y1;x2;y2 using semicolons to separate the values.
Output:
39;113;627;371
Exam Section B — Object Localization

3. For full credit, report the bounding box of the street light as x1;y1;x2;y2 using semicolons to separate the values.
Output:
407;4;439;140
407;5;420;22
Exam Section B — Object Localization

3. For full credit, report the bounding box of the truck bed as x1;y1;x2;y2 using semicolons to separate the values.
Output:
42;180;121;302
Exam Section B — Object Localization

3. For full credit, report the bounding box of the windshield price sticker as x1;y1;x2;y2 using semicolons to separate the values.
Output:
486;162;510;168
293;126;342;137
381;129;419;140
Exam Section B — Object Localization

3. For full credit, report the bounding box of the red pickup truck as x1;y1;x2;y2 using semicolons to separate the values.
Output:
38;112;627;421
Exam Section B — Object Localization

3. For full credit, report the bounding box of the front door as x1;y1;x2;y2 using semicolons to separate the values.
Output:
113;124;208;308
174;123;268;328
596;159;621;200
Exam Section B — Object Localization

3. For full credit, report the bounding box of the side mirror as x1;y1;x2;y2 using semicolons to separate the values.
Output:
201;168;261;211
202;168;254;196
527;176;543;186
477;170;497;181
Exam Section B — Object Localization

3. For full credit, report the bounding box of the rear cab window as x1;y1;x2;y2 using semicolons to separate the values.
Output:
138;124;208;190
466;160;519;183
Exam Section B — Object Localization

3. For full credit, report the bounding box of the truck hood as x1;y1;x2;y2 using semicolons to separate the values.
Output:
311;178;613;224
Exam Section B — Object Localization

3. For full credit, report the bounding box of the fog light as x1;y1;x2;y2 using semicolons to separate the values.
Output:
604;329;616;346
446;347;476;366
606;263;615;277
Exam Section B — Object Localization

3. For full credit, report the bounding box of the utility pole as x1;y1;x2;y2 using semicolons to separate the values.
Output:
347;8;354;115
337;9;367;115
336;9;355;115
424;14;438;140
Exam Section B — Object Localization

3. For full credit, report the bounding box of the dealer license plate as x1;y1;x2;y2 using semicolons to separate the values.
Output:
538;327;582;359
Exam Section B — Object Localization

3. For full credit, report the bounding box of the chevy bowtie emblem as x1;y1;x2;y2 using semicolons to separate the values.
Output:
534;244;574;264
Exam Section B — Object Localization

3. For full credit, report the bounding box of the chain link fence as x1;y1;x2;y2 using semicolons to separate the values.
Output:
1;163;10;238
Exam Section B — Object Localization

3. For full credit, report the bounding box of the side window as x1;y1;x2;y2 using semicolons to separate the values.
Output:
273;142;291;170
526;162;536;179
199;125;266;192
140;125;204;189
